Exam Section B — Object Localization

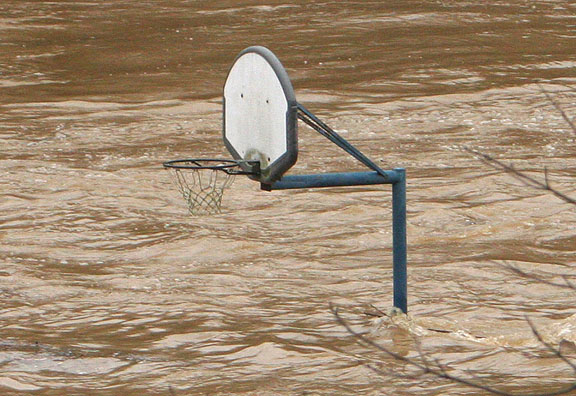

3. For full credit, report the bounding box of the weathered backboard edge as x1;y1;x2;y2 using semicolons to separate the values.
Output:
222;46;298;184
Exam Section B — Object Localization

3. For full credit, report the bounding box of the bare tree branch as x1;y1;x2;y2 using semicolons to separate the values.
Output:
501;262;576;292
340;86;575;396
537;84;576;135
526;316;576;373
332;305;576;396
464;84;575;206
334;305;511;396
464;147;576;206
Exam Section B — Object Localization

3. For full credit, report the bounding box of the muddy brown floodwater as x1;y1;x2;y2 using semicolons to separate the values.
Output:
1;1;575;395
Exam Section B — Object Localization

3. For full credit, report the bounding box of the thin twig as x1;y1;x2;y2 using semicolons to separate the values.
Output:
370;304;388;317
464;147;576;205
502;262;576;291
538;84;576;135
414;334;431;371
562;275;576;290
526;316;576;373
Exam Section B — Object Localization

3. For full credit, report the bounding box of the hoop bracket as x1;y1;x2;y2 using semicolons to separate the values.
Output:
162;159;260;176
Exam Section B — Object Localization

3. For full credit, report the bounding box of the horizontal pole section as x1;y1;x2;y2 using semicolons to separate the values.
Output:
261;170;403;191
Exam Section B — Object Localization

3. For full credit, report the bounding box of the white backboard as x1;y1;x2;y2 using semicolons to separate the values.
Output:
223;46;297;184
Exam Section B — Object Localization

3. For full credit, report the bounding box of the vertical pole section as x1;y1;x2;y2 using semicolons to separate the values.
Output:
392;168;407;313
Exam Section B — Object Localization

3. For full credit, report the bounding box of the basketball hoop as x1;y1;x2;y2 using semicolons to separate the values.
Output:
163;159;259;215
161;45;408;313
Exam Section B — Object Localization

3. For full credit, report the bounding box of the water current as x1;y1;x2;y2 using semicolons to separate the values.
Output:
0;1;575;395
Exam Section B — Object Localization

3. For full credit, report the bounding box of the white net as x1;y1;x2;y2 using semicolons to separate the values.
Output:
168;167;236;215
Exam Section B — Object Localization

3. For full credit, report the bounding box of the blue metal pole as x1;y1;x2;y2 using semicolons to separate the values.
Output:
392;169;407;313
262;169;408;313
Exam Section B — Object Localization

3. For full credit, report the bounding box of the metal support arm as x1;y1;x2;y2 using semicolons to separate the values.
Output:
261;169;408;313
